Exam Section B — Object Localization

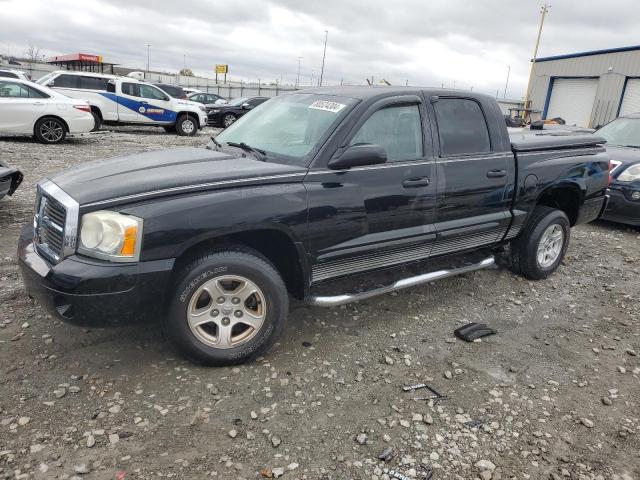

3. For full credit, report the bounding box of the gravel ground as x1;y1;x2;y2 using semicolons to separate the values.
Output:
0;126;639;480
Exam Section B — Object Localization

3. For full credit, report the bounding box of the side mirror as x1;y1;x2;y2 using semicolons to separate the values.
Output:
242;103;251;109
328;144;387;170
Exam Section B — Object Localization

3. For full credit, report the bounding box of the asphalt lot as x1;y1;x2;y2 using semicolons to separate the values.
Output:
0;126;639;480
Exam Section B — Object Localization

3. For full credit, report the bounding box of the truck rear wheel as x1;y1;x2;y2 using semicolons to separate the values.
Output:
510;206;570;280
165;250;289;366
175;114;197;136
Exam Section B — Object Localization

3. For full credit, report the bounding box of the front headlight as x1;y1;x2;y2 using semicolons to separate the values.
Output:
78;211;143;262
212;109;220;113
618;164;640;182
198;105;206;112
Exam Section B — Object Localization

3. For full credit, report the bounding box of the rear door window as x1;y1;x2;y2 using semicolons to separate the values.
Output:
121;82;139;96
77;76;109;90
434;98;491;155
53;74;79;88
349;104;424;162
0;71;19;79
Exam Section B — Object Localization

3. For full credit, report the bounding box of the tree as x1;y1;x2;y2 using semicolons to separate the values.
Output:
179;68;194;77
25;44;41;62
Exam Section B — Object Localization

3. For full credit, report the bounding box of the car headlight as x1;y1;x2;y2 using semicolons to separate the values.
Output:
78;211;143;262
212;109;220;113
198;105;206;112
618;164;640;182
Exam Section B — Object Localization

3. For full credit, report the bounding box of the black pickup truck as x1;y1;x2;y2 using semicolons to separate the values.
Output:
18;86;610;365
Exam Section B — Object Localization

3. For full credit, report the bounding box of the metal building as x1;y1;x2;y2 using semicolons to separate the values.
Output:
528;45;640;128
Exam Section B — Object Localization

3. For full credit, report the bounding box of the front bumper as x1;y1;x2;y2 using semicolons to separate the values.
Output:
601;185;640;226
17;225;175;325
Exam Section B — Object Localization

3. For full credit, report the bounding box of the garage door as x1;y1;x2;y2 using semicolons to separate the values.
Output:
619;79;640;116
545;78;598;127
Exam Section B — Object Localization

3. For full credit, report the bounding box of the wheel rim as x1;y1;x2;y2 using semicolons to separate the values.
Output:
223;115;235;127
537;224;564;268
187;275;266;349
40;120;64;142
181;119;195;134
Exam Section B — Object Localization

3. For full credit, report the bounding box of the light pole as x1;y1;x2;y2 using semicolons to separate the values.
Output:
319;30;328;86
504;65;511;98
146;44;151;77
522;4;550;119
296;57;302;88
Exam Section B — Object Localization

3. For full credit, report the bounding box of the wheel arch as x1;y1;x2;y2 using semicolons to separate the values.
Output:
176;111;200;128
90;105;103;120
535;181;584;226
171;227;308;300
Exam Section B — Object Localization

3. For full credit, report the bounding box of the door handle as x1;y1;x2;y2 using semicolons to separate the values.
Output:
33;101;44;105
140;101;149;105
486;169;507;178
402;176;430;188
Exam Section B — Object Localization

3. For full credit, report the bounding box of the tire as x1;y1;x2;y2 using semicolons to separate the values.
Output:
163;125;176;133
510;206;570;280
175;114;198;136
165;249;289;366
90;111;102;132
34;117;66;144
223;113;237;128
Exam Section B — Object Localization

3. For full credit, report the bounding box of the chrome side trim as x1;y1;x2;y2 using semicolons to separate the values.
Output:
308;256;495;307
83;172;307;207
38;180;79;260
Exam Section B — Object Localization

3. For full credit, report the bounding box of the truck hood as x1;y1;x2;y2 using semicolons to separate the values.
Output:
49;147;307;207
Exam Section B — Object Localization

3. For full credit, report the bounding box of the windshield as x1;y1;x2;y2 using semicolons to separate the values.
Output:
227;97;249;106
596;117;640;147
215;93;358;164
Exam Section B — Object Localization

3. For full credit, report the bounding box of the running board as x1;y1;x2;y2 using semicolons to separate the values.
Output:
308;256;495;307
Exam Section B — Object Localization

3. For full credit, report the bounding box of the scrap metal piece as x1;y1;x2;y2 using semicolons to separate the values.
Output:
463;419;484;428
454;323;497;342
402;383;428;392
389;470;411;480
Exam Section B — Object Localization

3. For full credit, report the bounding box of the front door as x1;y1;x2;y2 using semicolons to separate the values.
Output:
117;82;176;124
429;96;512;257
305;96;438;284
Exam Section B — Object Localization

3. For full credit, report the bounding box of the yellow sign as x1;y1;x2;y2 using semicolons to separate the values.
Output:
215;64;228;74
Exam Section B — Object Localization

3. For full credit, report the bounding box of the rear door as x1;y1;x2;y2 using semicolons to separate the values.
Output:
0;80;47;133
305;96;438;283
429;96;512;257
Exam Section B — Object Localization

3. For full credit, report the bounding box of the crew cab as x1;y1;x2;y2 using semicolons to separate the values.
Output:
18;87;610;366
35;71;208;135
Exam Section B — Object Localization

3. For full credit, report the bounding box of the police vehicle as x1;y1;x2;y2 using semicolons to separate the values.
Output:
35;71;208;135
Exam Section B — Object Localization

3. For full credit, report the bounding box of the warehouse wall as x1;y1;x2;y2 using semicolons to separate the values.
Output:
529;49;640;127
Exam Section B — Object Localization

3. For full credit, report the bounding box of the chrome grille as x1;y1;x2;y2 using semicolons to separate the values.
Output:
33;181;79;264
35;193;67;262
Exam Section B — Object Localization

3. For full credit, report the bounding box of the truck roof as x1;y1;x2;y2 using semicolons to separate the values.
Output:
297;85;494;102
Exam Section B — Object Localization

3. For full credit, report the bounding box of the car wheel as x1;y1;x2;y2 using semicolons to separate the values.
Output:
34;117;66;144
223;113;237;128
175;114;197;136
510;206;570;280
165;249;289;366
90;111;102;132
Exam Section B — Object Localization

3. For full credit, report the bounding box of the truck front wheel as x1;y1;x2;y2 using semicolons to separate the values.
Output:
510;206;570;280
175;114;198;136
165;250;289;366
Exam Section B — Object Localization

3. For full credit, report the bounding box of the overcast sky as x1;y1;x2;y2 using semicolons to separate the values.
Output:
2;0;639;98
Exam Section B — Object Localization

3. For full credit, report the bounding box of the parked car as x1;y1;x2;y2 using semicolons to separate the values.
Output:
0;160;23;200
0;78;94;143
594;114;640;226
188;92;227;108
154;83;188;100
207;96;269;127
18;87;610;366
182;87;201;95
0;69;29;81
36;71;207;135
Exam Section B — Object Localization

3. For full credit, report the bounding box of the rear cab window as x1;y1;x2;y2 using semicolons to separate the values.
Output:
433;98;491;156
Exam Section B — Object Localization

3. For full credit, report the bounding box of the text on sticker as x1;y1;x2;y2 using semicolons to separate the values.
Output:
309;100;346;113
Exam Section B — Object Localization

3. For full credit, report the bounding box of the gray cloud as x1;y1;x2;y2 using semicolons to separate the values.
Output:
1;0;639;99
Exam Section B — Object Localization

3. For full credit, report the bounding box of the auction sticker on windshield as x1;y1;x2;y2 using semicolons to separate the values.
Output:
309;100;346;113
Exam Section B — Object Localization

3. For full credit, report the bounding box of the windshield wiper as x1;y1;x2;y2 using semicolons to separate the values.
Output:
226;142;267;161
207;136;222;150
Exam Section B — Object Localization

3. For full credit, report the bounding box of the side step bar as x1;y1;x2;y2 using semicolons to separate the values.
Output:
308;256;495;307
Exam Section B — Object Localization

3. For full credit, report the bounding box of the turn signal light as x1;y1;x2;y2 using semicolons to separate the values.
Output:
120;226;139;256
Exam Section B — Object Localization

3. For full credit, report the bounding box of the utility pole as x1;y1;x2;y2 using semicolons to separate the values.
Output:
522;4;550;119
296;57;302;88
146;44;151;77
319;30;328;86
183;54;186;71
504;65;511;98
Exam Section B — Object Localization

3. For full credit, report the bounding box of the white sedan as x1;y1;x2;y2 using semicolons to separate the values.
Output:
0;78;94;144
